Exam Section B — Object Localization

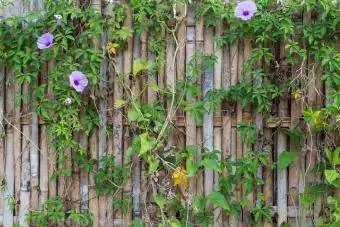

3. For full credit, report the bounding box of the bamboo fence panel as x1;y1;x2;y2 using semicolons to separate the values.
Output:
0;1;337;226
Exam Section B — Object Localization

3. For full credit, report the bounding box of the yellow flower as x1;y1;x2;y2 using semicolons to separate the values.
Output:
172;166;188;189
107;42;119;55
292;89;302;99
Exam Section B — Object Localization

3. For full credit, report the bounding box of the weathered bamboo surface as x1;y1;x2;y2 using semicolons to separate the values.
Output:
0;1;334;227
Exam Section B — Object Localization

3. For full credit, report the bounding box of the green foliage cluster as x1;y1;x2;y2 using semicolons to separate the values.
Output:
0;0;339;226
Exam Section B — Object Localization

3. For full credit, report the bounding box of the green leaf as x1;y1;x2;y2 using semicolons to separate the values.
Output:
147;155;159;173
186;159;198;177
324;169;339;184
127;109;140;122
167;217;181;227
207;191;230;211
133;59;152;76
278;151;297;169
154;194;166;209
139;133;155;156
115;99;126;108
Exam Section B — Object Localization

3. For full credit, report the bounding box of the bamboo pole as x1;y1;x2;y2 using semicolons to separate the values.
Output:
4;71;15;226
288;45;302;227
139;30;149;224
263;128;274;227
186;13;197;196
47;60;57;199
243;38;254;226
19;125;30;227
89;129;99;227
0;65;4;220
13;76;21;220
28;0;42;213
132;28;141;220
203;25;214;198
196;0;204;199
213;16;222;226
229;26;239;227
39;57;49;207
221;25;232;226
277;99;288;226
123;4;133;225
113;50;124;224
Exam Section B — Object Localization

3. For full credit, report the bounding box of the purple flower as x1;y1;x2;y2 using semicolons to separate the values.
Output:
235;0;257;21
69;71;88;93
37;32;54;49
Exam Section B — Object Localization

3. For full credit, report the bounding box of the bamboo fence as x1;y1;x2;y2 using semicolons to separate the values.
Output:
0;1;335;226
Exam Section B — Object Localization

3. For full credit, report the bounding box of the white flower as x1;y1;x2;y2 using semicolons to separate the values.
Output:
64;98;72;105
54;14;62;20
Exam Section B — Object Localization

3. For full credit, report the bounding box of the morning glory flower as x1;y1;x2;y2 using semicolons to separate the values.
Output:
69;71;88;93
235;0;257;21
37;32;54;49
64;97;72;105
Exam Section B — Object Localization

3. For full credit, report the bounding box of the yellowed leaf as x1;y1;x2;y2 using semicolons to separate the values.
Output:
292;89;302;100
172;166;188;189
107;42;119;55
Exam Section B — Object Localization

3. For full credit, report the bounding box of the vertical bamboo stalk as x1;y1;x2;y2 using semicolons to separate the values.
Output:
28;0;42;213
229;28;239;227
213;17;222;226
299;11;311;226
19;125;30;227
79;133;89;213
203;26;214;197
47;60;57;199
132;30;141;220
288;42;302;226
113;50;123;225
263;128;273;227
0;65;4;220
221;27;232;226
123;5;133;226
89;129;99;227
39;59;49;207
195;1;204;199
243;38;255;226
13;78;21;222
4;71;15;226
236;39;244;226
186;15;196;196
277;99;288;226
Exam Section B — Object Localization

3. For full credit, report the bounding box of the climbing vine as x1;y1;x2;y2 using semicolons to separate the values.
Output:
0;0;339;226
